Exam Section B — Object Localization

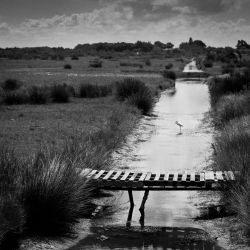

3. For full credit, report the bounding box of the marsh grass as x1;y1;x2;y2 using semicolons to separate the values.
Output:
162;70;176;81
214;93;250;125
3;89;29;105
79;83;112;98
0;101;139;244
213;117;250;231
28;86;49;104
1;79;21;91
51;84;70;103
208;73;250;105
127;88;154;115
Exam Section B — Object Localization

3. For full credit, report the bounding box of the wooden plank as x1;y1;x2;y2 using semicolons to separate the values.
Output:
129;172;139;182
227;171;235;181
164;173;170;181
205;171;215;181
80;168;93;177
120;171;131;181
222;171;230;181
103;170;114;180
215;171;224;181
190;173;195;182
200;173;205;182
139;172;147;182
154;173;161;182
173;173;178;182
112;171;123;180
145;172;152;181
181;173;187;182
93;170;106;180
87;170;98;178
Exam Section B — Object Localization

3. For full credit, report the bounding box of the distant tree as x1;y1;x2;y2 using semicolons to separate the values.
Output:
189;37;193;44
166;42;174;49
154;41;167;49
236;40;250;50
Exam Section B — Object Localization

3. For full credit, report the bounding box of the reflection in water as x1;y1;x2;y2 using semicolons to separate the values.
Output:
75;80;223;249
68;226;223;250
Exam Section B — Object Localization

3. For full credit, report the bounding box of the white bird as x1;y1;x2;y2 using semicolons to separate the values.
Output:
175;121;183;133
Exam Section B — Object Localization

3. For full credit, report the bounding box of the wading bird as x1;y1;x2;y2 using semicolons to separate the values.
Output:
175;121;183;133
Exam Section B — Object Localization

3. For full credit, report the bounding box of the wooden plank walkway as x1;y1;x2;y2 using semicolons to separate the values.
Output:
81;169;236;190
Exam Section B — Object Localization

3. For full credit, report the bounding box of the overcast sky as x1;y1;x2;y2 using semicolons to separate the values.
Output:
0;0;250;48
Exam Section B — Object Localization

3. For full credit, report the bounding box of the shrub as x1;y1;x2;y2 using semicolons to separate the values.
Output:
222;64;235;75
165;63;173;70
22;153;92;236
204;60;213;68
208;73;250;105
64;64;72;69
162;70;176;81
213;117;250;231
28;86;48;104
120;62;143;67
89;59;102;68
80;84;112;98
145;59;151;66
127;88;153;115
1;79;21;91
71;55;79;60
214;93;250;125
50;84;70;103
115;78;147;101
4;90;29;105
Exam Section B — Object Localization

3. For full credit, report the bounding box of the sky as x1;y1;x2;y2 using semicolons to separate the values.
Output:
0;0;250;48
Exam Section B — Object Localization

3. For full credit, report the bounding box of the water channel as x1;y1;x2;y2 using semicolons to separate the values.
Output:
70;79;223;250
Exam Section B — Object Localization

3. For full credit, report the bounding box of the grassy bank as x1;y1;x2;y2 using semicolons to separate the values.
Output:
208;70;250;236
0;62;175;247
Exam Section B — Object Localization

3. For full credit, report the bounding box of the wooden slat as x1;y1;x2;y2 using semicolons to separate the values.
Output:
120;171;131;181
87;170;98;178
190;173;195;182
112;171;123;180
129;172;139;182
164;173;170;181
80;168;92;177
222;171;230;181
227;171;235;181
94;170;106;180
173;173;178;182
145;172;152;181
215;171;224;181
139;172;147;182
205;171;215;181
181;173;187;182
154;173;161;182
103;170;114;180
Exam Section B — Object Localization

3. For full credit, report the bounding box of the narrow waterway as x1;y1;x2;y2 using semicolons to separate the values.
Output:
70;79;222;250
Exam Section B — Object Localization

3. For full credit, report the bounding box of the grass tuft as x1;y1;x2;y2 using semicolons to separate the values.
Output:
1;79;21;91
64;64;72;69
51;84;70;103
79;84;112;98
28;86;48;104
162;70;176;81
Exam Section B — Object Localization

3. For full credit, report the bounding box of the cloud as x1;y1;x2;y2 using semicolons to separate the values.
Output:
0;22;11;36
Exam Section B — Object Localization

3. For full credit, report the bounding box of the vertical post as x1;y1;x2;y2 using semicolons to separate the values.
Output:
128;189;134;207
139;189;149;223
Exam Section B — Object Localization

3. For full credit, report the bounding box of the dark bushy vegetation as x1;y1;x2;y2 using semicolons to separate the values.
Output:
145;59;151;66
115;78;154;115
1;79;21;91
28;86;48;104
89;59;102;68
203;60;213;68
3;90;29;105
165;63;173;70
64;64;72;69
120;61;143;67
51;84;70;103
80;84;112;98
127;88;153;115
208;72;250;105
162;70;176;81
115;78;147;101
